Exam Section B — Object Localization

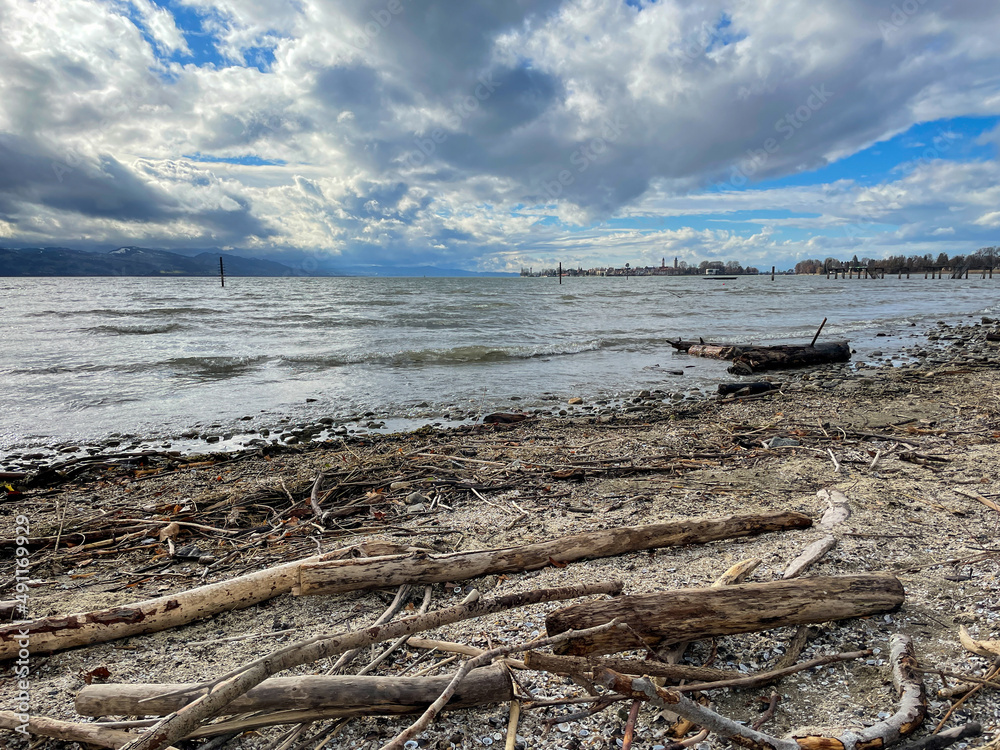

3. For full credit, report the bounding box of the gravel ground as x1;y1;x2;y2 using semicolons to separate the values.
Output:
2;319;999;750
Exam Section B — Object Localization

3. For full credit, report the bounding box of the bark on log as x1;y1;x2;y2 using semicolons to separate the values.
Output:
545;573;904;656
728;342;851;375
294;512;812;595
0;540;415;660
522;651;739;682
76;665;511;718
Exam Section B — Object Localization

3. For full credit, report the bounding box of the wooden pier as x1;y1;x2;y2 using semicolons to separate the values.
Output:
826;266;994;280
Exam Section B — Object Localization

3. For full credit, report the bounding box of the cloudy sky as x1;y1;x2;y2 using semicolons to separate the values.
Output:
2;0;999;272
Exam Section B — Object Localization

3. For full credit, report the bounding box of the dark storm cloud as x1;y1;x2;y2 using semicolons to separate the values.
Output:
0;135;177;220
0;134;274;242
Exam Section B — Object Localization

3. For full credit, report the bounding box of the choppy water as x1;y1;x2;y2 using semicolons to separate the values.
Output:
1;274;997;459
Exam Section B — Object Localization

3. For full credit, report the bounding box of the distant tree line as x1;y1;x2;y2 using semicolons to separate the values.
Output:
794;246;999;274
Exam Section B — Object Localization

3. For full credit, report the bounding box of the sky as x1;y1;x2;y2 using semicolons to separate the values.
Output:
1;0;999;273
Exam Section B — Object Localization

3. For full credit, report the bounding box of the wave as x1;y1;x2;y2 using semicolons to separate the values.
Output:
26;306;219;319
82;323;186;335
165;355;270;380
280;340;607;370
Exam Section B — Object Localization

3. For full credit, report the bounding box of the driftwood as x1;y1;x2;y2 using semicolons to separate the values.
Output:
293;512;812;595
670;339;851;374
0;710;173;750
525;647;870;693
523;651;740;682
76;665;511;718
546;573;905;655
0;540;415;659
115;580;621;750
594;634;925;750
783;535;837;579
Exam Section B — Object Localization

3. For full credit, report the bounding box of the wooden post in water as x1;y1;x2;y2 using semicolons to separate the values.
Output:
771;265;775;280
558;261;562;285
219;256;225;288
810;318;827;348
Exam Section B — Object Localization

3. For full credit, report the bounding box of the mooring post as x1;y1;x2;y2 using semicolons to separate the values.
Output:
558;261;562;285
219;256;225;288
771;265;775;280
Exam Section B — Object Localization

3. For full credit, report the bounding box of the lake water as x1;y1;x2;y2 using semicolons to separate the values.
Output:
1;274;997;460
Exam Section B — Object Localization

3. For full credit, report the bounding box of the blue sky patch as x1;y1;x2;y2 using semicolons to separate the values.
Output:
183;153;287;167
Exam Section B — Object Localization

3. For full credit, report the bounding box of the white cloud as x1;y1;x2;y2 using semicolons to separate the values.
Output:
1;0;999;269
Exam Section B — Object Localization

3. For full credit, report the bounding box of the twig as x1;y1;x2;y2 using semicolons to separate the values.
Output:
751;691;781;730
505;700;520;750
621;699;642;750
898;722;981;750
827;448;842;473
674;649;871;693
309;473;326;521
357;586;434;676
932;659;999;733
329;585;411;673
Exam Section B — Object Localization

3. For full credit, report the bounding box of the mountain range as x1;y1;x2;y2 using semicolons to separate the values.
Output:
0;246;297;277
0;247;515;277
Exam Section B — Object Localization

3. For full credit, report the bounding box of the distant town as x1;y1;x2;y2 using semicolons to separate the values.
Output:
521;246;999;277
520;258;761;277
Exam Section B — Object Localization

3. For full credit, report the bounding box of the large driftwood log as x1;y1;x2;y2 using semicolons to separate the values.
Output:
76;665;511;718
0;541;414;660
728;342;851;374
294;512;812;595
669;339;851;374
546;573;904;656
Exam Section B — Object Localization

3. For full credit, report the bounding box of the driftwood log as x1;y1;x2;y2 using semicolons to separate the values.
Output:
669;339;851;374
523;651;739;682
546;573;904;655
294;512;812;595
0;711;171;750
0;540;415;659
75;665;511;718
